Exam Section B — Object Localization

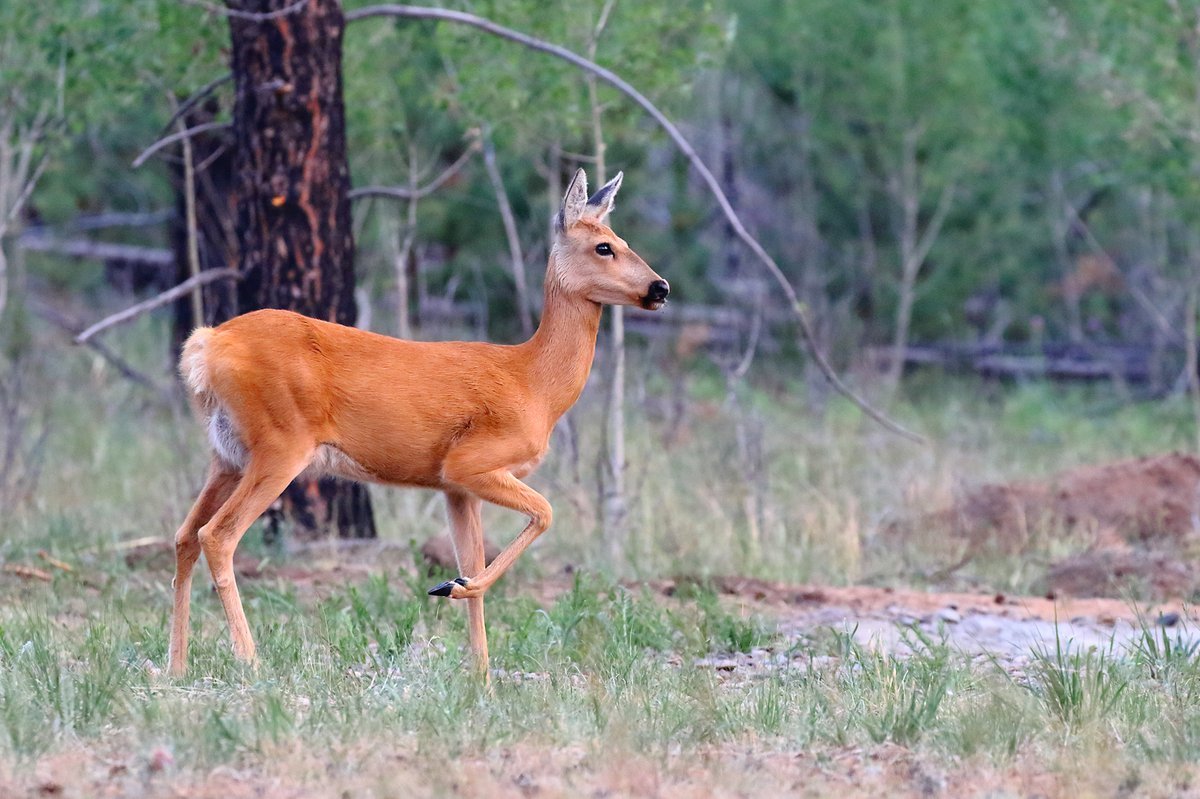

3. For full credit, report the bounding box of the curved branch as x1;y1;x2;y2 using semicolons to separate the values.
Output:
348;139;480;202
159;73;233;137
131;121;230;169
348;4;926;444
75;268;240;344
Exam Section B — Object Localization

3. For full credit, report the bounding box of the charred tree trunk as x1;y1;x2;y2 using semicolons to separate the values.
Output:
225;0;376;540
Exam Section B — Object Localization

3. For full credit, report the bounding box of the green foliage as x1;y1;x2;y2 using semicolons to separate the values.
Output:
1130;614;1200;683
15;0;1200;349
1026;626;1129;727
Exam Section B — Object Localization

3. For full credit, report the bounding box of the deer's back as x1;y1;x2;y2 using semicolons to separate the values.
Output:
194;309;541;487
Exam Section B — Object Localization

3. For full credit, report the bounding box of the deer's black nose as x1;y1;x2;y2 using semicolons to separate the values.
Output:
646;280;670;302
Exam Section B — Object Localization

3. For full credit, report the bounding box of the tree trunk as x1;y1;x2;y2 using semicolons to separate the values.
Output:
226;0;376;540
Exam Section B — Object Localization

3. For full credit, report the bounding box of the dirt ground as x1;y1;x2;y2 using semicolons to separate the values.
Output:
687;576;1190;676
17;452;1198;798
6;566;1195;799
888;451;1200;599
12;737;1190;799
902;452;1200;547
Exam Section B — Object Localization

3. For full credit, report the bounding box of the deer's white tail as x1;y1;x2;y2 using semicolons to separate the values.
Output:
180;327;217;416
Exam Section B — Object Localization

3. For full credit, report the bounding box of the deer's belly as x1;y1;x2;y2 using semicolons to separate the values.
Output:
509;451;547;479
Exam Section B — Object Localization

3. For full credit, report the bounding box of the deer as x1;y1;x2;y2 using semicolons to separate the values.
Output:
167;168;669;678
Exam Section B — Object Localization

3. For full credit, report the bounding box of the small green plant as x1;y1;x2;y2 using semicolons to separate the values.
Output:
671;580;770;655
853;627;954;745
1027;625;1129;727
1130;613;1200;682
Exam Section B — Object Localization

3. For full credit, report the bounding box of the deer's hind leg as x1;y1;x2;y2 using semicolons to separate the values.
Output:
198;446;312;664
169;459;241;677
445;491;489;678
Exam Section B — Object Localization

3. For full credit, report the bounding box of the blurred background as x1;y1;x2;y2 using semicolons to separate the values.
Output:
2;0;1199;597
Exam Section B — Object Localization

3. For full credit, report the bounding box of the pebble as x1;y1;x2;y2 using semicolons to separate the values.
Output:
933;607;962;624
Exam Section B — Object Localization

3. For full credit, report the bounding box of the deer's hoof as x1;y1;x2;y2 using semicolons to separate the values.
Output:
428;576;470;598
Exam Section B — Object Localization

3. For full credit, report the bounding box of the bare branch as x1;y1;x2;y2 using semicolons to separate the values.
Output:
174;101;206;327
64;210;174;231
732;296;764;382
131;121;230;169
181;0;310;22
348;139;480;202
159;73;233;137
481;129;533;337
394;145;421;339
348;4;927;444
4;150;48;228
29;299;170;397
75;268;240;344
17;234;173;265
906;179;956;276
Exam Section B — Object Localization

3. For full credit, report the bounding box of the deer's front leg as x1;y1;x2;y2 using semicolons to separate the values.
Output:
430;467;552;600
443;491;490;677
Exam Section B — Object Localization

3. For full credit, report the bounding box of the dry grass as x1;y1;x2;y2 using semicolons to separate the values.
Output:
2;313;1200;796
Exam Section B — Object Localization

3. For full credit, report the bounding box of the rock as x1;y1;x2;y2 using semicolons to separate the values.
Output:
934;607;962;624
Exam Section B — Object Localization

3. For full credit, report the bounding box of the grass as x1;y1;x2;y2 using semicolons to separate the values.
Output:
3;532;1200;796
4;306;1200;794
1026;625;1130;727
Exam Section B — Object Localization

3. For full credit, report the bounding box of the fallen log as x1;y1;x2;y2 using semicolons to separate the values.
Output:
869;341;1186;384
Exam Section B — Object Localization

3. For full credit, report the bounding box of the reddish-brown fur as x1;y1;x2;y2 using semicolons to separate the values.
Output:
167;170;667;678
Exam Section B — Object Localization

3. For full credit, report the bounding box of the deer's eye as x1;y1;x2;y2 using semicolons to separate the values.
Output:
595;242;614;257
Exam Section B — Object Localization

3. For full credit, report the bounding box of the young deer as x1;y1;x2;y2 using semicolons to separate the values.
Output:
168;169;668;677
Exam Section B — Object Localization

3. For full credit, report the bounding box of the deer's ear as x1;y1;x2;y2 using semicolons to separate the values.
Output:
583;171;622;221
556;168;589;233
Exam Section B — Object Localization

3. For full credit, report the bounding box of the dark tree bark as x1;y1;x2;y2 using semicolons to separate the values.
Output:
222;0;376;540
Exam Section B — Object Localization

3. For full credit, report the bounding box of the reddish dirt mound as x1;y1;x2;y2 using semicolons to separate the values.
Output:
936;451;1200;544
887;452;1200;599
1044;550;1195;599
901;452;1200;549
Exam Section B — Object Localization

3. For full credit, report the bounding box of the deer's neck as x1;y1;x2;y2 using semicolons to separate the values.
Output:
520;264;603;421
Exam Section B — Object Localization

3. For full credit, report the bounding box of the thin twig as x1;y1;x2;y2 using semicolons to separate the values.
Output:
17;234;172;265
389;142;421;339
64;210;175;231
348;139;480;202
481;128;533;336
131;121;230;169
159;73;233;137
175;102;206;327
30;299;169;396
3;564;52;582
348;4;927;444
732;295;764;381
181;0;310;22
75;268;239;344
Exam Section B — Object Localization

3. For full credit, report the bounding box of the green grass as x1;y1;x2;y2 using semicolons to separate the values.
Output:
4;310;1200;794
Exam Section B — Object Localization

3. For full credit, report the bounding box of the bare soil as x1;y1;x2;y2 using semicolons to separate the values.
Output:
12;739;1190;799
888;451;1200;599
920;452;1200;547
684;576;1190;674
45;452;1200;797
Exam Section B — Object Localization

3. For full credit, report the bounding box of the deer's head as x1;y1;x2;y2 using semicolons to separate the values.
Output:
550;169;669;310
